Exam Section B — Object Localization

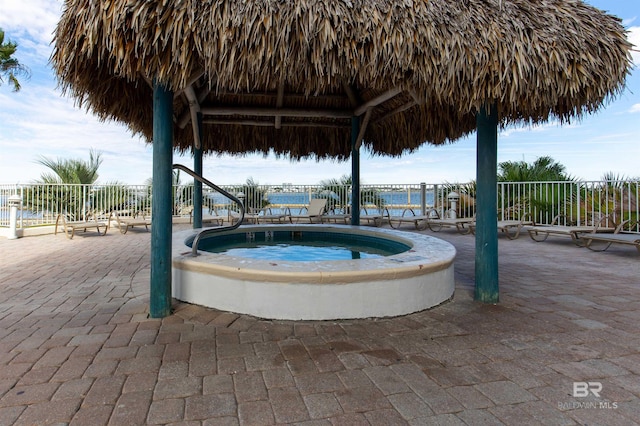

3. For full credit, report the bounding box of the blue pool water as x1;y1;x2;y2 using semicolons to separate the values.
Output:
197;230;410;261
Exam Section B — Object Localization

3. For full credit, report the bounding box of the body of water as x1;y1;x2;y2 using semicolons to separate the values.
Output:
207;191;435;216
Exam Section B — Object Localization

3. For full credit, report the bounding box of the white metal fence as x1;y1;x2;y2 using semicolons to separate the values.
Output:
1;180;639;232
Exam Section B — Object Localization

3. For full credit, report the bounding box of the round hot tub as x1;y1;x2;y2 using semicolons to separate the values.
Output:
172;224;456;320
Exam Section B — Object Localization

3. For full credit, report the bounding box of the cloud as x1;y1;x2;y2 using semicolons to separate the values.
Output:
0;0;62;46
628;26;640;66
630;103;640;113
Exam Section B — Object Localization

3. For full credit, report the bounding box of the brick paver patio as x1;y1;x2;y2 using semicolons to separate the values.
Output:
0;223;638;425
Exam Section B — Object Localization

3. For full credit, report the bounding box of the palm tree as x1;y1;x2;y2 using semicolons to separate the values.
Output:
437;181;476;218
498;156;574;222
580;172;640;228
498;156;570;182
233;177;269;213
36;149;103;184
144;169;194;215
315;175;385;213
26;150;104;220
0;28;30;92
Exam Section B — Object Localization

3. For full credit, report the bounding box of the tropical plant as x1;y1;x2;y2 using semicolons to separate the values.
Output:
0;28;30;92
498;156;571;182
145;169;195;215
498;156;575;222
436;181;476;218
315;175;385;213
232;177;269;213
25;150;127;220
578;172;640;228
36;149;103;185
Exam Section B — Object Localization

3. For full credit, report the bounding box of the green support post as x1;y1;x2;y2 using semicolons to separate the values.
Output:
193;112;203;229
150;82;174;318
351;117;360;225
475;105;499;303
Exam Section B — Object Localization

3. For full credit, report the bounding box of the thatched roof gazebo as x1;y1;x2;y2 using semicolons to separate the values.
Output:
52;0;632;317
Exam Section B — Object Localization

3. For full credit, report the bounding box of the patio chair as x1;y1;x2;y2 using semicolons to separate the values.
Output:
201;208;227;226
581;220;640;253
55;213;109;239
359;207;389;227
423;209;475;234
228;208;260;225
388;208;432;230
469;213;534;240
111;210;151;234
526;214;615;246
288;198;328;223
256;207;290;224
321;206;351;224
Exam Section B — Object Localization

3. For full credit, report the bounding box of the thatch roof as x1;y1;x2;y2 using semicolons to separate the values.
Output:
52;0;632;160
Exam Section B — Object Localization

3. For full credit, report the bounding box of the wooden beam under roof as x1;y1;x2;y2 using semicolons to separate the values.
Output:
200;106;352;119
275;83;285;129
202;119;349;129
353;87;403;116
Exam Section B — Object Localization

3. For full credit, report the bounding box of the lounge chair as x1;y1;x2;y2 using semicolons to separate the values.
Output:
201;208;227;226
55;213;109;239
288;198;328;223
526;214;614;246
175;205;194;223
424;211;475;234
469;214;534;240
388;208;431;230
581;221;640;253
228;209;260;225
359;207;389;227
111;210;151;234
257;207;290;224
321;206;351;224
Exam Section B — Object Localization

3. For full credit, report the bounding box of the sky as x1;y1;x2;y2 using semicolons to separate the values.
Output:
0;0;638;186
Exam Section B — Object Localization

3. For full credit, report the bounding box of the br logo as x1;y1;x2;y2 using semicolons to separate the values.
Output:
573;382;602;397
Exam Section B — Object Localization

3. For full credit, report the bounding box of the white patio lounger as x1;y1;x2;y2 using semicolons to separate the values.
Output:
55;213;109;239
111;210;151;234
425;217;475;234
388;208;431;230
526;214;614;246
582;233;640;253
201;208;227;226
581;221;640;253
359;207;388;227
469;215;534;240
321;210;351;224
289;198;328;223
257;207;290;224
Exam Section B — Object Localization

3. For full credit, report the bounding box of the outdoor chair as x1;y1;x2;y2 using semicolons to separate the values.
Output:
288;198;328;223
388;208;432;230
256;207;289;224
111;210;151;234
201;208;227;226
469;213;534;240
423;209;475;234
526;214;615;246
321;206;351;224
55;213;109;239
581;220;640;253
228;209;260;225
359;207;389;227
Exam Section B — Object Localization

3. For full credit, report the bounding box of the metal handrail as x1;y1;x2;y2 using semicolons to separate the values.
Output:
172;164;245;256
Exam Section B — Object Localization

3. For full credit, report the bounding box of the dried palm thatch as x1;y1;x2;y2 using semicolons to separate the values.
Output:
51;0;632;160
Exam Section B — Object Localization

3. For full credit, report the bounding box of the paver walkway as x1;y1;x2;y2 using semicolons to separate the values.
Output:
0;224;638;425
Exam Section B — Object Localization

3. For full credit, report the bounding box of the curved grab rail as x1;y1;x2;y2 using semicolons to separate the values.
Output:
172;164;245;256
